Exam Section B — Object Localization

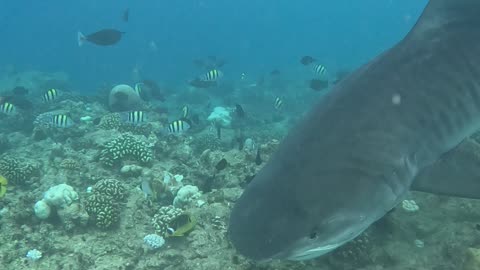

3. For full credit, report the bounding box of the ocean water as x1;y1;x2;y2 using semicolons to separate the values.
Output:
7;1;480;270
0;0;426;91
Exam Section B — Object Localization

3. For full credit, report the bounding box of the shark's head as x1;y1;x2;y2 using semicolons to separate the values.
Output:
228;165;387;261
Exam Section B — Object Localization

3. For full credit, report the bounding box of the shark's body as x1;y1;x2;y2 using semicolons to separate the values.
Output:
228;0;480;261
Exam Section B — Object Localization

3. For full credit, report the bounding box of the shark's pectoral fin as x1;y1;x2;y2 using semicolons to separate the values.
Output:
412;138;480;199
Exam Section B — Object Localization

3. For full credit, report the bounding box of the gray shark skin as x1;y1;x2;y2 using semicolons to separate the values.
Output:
228;0;480;262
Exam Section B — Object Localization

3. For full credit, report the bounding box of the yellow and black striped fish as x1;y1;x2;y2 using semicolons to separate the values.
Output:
0;102;16;115
199;69;223;82
52;114;74;128
181;105;189;119
134;83;143;96
126;110;147;124
312;63;327;76
43;88;59;102
274;97;283;110
166;120;191;134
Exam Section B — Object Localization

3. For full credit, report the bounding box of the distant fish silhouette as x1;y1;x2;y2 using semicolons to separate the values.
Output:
77;29;125;46
122;8;129;22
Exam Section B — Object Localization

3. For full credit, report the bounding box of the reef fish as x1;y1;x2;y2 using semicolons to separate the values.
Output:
77;29;125;47
229;0;480;261
119;110;147;125
165;120;190;134
309;79;329;91
274;97;283;110
51;114;74;128
311;63;327;76
42;88;59;103
0;102;16;115
198;69;223;82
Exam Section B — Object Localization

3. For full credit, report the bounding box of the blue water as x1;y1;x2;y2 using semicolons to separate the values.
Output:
0;0;427;92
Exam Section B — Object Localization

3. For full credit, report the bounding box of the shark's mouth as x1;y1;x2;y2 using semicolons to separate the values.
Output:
285;243;343;261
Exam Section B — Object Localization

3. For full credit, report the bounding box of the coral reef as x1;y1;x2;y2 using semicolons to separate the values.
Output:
98;113;154;135
0;156;37;185
152;205;183;237
108;84;143;112
99;133;153;167
92;179;127;201
59;158;81;170
143;234;166;250
84;194;120;229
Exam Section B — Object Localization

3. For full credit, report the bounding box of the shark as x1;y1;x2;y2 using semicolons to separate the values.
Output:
228;0;480;261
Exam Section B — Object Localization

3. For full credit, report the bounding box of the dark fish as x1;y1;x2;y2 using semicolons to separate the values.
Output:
141;79;166;102
235;131;245;151
193;57;226;70
300;56;316;65
215;158;228;171
77;29;125;47
12;86;28;96
42;88;59;103
235;104;245;118
240;174;256;188
270;69;281;76
309;79;329;91
216;126;222;139
190;114;200;125
255;148;262;165
189;79;218;88
122;8;129;22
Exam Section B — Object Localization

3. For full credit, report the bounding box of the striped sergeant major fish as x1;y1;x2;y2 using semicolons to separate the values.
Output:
312;63;327;76
134;83;144;96
0;102;16;115
199;69;223;82
165;120;190;134
274;97;283;110
51;114;74;128
43;88;59;103
120;110;147;125
182;105;189;119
